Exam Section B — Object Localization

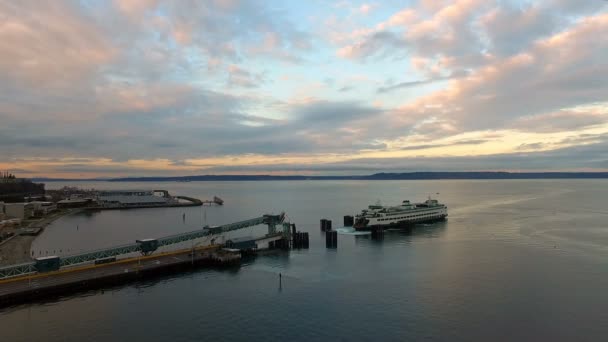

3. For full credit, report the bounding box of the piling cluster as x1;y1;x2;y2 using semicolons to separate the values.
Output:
320;218;332;231
291;224;309;249
321;219;338;248
325;230;338;248
269;239;290;249
343;215;354;227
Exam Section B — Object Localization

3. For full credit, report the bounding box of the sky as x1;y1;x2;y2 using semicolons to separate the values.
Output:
1;0;607;178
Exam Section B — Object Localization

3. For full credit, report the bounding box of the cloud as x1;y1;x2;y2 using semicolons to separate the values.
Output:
0;2;115;87
227;65;266;88
516;142;546;151
337;0;490;70
357;4;376;15
377;77;446;93
337;31;407;59
400;139;488;150
389;12;608;133
1;1;608;177
202;137;608;174
336;0;607;76
0;93;391;163
512;109;607;133
291;100;381;126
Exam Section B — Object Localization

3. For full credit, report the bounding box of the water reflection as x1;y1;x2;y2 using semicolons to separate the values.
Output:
354;221;448;246
8;180;608;342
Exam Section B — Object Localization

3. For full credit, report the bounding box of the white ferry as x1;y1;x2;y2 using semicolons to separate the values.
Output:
353;197;447;231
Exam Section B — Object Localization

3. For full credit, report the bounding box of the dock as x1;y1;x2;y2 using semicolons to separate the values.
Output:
87;195;203;210
0;212;291;307
0;246;238;307
84;190;209;210
200;196;224;206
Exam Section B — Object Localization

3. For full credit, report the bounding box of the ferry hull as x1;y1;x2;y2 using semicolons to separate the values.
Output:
354;214;447;231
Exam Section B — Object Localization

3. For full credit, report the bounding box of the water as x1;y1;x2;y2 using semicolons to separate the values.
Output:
2;180;608;341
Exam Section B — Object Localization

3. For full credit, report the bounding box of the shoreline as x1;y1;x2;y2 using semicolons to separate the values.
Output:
0;209;80;267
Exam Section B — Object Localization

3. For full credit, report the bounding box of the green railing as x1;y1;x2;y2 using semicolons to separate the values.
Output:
0;213;286;279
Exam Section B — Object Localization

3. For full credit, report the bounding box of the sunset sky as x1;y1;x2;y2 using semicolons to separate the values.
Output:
1;0;607;178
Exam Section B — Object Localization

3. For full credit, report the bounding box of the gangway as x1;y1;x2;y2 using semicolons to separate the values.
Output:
0;213;288;279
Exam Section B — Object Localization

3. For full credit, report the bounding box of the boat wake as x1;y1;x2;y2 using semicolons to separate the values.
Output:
335;227;371;235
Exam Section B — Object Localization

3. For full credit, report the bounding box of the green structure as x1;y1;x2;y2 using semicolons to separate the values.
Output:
0;212;288;279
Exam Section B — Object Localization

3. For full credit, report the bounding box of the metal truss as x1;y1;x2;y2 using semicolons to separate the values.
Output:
0;262;37;279
60;243;142;267
0;212;286;279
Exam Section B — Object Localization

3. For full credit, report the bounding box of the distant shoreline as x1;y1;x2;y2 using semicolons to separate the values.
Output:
32;171;608;182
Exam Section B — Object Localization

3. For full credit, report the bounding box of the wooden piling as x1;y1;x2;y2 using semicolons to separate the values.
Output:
343;215;354;227
326;230;337;248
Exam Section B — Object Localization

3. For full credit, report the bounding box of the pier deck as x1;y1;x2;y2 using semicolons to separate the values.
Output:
0;245;233;307
0;212;290;307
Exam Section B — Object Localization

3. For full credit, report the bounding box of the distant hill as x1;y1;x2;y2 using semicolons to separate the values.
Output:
362;172;608;180
33;171;608;182
32;178;108;182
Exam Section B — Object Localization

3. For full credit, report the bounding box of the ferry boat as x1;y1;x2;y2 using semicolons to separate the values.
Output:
353;197;447;231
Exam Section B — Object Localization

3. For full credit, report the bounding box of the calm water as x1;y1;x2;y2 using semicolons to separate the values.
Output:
3;180;608;341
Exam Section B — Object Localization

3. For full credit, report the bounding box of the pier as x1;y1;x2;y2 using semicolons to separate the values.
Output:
0;246;233;306
199;196;224;206
0;212;291;307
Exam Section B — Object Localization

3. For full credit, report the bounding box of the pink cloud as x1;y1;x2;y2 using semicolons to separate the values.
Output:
113;0;158;19
0;2;115;87
357;4;376;15
390;12;608;134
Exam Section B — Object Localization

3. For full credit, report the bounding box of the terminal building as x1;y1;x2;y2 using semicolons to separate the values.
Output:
3;203;35;220
30;201;57;216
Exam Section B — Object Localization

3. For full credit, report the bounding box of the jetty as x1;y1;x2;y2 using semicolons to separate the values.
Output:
85;190;206;210
200;196;224;206
0;213;292;307
0;246;239;307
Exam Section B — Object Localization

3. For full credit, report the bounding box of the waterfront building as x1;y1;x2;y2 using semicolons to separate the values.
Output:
3;203;35;220
30;201;57;216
